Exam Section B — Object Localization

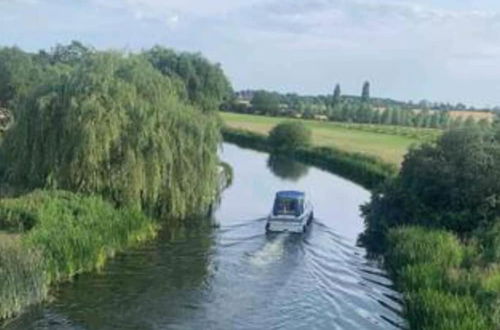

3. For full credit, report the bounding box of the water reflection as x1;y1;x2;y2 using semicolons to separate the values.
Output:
267;154;309;182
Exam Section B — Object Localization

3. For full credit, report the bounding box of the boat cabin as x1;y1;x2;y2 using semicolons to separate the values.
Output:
272;191;305;217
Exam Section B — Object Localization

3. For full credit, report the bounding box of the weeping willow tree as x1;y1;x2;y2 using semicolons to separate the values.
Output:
1;52;221;219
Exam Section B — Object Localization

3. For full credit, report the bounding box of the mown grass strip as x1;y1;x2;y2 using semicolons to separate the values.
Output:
221;112;431;165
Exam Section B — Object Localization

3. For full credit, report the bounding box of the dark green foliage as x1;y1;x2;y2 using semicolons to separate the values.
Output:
332;84;341;107
1;52;220;219
361;81;370;102
144;46;232;112
251;90;281;116
362;127;500;250
0;47;42;107
479;221;500;262
35;41;93;66
362;127;500;329
268;121;312;151
221;127;396;190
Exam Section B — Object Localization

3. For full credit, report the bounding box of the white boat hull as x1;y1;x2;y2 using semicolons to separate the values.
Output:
266;210;313;233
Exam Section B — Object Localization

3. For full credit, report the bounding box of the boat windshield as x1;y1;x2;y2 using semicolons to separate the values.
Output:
273;198;304;216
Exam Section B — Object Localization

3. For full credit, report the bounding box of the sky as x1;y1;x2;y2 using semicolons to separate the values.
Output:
1;0;500;107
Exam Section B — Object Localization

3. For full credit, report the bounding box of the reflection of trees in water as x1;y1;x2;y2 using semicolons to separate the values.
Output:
267;155;309;182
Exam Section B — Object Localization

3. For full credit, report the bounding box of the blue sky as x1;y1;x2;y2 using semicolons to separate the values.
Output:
1;0;500;107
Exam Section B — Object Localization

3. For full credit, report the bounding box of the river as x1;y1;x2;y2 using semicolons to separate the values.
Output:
4;143;405;330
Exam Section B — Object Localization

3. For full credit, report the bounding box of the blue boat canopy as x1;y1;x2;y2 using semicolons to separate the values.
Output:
273;191;305;216
275;191;305;199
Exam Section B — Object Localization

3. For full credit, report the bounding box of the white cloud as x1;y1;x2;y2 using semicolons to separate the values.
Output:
1;0;500;106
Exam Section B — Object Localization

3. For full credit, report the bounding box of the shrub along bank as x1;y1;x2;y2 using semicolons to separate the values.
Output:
221;126;397;190
362;127;500;329
0;190;157;320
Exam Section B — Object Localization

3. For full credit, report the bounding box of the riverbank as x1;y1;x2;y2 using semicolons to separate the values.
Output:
361;127;500;329
0;190;158;321
221;112;437;165
222;126;396;190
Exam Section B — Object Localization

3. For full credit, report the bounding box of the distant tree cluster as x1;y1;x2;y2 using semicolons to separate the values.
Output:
361;126;500;249
0;41;232;113
224;82;494;129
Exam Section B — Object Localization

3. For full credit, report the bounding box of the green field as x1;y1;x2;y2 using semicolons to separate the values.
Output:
221;112;427;165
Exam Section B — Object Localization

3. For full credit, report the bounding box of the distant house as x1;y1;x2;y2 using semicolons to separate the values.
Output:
313;115;328;121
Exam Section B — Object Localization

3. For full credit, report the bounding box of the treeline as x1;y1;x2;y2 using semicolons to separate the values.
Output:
0;41;232;114
223;84;497;129
361;126;500;329
0;41;231;320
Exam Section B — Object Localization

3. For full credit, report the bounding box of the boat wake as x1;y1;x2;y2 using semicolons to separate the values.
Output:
247;233;288;267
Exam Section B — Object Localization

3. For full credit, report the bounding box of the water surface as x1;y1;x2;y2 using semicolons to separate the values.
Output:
4;143;405;330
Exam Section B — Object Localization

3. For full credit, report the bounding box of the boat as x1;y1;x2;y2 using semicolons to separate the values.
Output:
266;191;313;233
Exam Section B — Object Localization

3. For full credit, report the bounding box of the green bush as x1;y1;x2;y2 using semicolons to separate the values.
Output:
268;121;312;151
0;190;158;320
20;190;158;282
386;227;464;272
362;127;500;253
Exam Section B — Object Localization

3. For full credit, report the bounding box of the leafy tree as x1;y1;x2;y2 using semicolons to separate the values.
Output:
268;121;312;151
332;84;341;106
251;91;281;116
0;47;40;107
1;52;220;219
362;81;370;102
35;41;93;66
144;46;232;112
362;127;500;249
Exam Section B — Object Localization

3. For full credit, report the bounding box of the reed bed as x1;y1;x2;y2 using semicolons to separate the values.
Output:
387;226;499;329
0;190;158;320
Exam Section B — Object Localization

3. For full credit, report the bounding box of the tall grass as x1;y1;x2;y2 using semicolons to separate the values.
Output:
387;226;499;329
0;238;47;320
0;190;158;319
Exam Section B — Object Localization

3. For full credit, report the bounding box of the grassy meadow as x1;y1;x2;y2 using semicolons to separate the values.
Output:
221;112;438;165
